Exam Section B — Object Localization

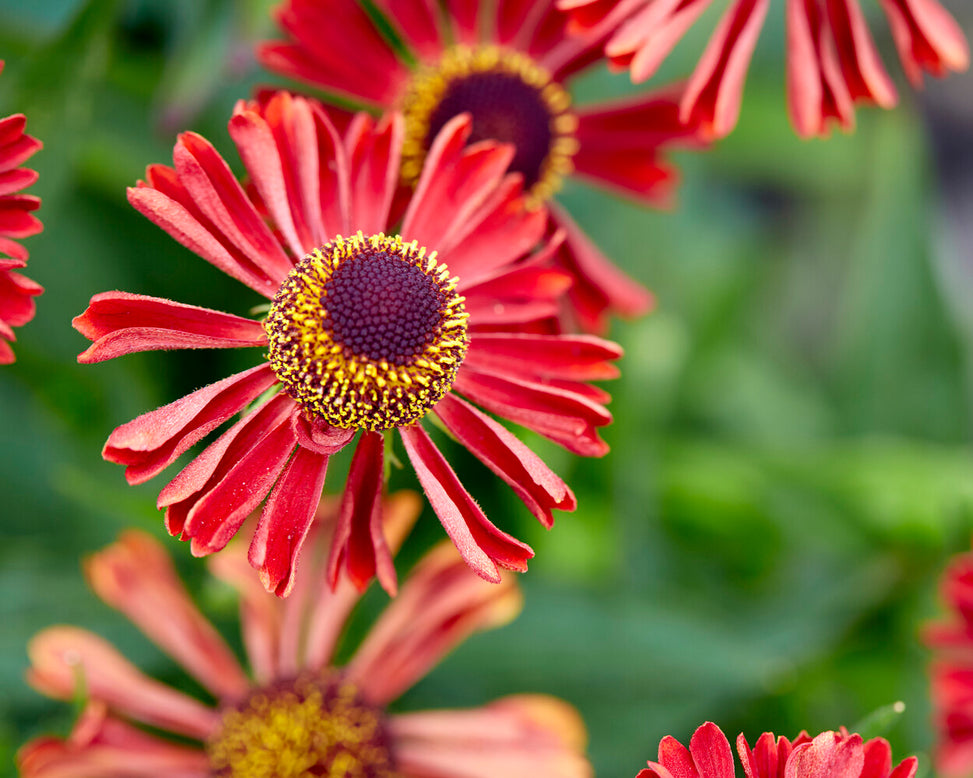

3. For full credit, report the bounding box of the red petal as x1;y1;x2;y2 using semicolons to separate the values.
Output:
435;394;575;529
327;430;396;593
75;292;266;363
103;364;278;485
681;0;771;140
453;367;611;457
345;112;404;236
690;722;736;778
248;444;330;597
399;424;534;583
465;332;622;382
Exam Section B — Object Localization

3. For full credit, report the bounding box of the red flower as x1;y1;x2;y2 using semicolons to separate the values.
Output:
258;0;707;333
18;503;593;778
924;549;973;776
559;0;969;139
637;722;917;778
0;60;43;364
74;91;621;597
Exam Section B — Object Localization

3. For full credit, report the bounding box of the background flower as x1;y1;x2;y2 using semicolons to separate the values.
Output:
558;0;969;139
18;496;592;778
258;0;706;333
0;59;43;364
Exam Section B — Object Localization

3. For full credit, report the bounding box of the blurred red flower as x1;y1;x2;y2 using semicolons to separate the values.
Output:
18;497;592;778
559;0;969;139
0;60;43;364
259;0;708;332
638;722;917;778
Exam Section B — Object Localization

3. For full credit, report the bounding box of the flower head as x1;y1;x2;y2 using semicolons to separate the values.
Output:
924;549;973;777
18;501;592;778
74;91;621;596
0;60;44;364
559;0;970;139
258;0;707;332
637;722;917;778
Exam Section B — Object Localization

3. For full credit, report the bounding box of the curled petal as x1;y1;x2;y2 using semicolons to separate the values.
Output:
248;444;330;597
74;293;266;363
27;627;219;739
400;424;535;583
434;394;575;529
103;364;278;485
17;703;209;778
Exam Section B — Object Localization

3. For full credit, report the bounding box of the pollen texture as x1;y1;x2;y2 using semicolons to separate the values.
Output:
264;233;469;431
207;674;395;778
401;45;579;205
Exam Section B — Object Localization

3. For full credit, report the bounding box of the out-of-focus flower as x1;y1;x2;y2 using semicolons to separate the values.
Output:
558;0;970;139
74;91;621;597
637;722;917;778
17;497;593;778
924;549;973;777
258;0;707;333
0;60;43;364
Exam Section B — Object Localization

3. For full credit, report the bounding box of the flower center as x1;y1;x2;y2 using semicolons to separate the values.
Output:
402;46;578;204
207;674;395;778
264;233;469;432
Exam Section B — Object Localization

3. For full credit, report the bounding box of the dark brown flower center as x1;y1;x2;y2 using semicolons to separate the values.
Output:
402;46;578;204
264;233;469;432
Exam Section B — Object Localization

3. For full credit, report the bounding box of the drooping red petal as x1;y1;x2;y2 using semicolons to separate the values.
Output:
878;0;969;85
327;430;397;594
453;367;611;458
344;112;404;236
681;0;772;140
159;394;296;544
399;424;534;583
465;332;622;382
435;394;575;529
231;92;336;257
442;176;548;288
74;292;267;363
103;364;278;485
248;444;330;597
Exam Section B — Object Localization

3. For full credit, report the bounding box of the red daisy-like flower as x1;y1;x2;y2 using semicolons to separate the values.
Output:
637;722;917;778
559;0;970;139
18;497;593;778
0;60;44;365
74;91;621;597
924;549;973;776
258;0;706;333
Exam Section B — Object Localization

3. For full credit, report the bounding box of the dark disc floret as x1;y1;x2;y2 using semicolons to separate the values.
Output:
264;233;469;432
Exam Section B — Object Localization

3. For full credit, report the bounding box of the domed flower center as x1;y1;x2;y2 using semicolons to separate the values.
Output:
402;46;578;204
207;674;395;778
265;233;469;432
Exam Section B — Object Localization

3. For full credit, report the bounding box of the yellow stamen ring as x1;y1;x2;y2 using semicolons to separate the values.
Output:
264;232;469;432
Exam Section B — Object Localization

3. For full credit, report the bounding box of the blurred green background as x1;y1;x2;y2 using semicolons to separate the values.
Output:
1;0;972;776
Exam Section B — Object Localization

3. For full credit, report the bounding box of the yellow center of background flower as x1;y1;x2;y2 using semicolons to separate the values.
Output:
401;45;579;205
264;232;469;432
207;674;396;778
